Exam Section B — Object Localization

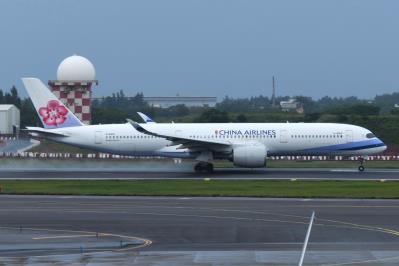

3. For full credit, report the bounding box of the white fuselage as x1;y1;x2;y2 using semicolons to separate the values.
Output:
41;122;386;159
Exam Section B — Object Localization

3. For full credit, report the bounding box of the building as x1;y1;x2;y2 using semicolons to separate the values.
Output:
48;55;98;125
143;96;217;108
280;98;304;113
0;105;20;134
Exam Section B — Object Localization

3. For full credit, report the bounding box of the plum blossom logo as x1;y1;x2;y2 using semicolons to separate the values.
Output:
38;100;68;126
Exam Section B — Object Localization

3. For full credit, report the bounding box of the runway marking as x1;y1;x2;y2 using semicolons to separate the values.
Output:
108;202;399;240
20;201;397;238
0;225;152;258
321;254;399;265
2;201;399;238
316;218;399;237
32;234;102;240
132;211;311;225
130;211;399;238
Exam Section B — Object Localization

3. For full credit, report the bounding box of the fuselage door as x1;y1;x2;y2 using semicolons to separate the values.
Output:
95;131;103;144
280;129;288;143
345;130;353;143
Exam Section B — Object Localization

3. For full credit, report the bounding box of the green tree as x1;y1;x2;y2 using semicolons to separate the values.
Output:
390;108;399;115
10;86;21;108
236;114;247;122
194;109;230;123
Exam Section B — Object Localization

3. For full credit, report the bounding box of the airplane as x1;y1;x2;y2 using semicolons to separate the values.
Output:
22;77;387;173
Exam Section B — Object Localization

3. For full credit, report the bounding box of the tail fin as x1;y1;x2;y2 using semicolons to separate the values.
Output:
22;78;84;129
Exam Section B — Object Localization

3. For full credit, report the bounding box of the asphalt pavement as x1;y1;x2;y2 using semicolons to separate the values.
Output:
0;195;398;265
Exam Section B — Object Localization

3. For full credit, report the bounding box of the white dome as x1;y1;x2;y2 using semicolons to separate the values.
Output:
57;55;96;81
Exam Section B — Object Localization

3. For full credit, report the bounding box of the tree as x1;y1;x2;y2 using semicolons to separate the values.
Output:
390;108;399;115
10;86;21;108
194;109;230;123
236;114;247;122
349;104;380;116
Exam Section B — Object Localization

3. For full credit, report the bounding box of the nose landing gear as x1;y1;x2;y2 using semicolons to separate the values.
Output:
194;162;214;173
358;157;365;172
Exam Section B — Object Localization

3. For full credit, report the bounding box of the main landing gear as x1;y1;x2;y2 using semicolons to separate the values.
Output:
194;162;214;173
358;157;365;172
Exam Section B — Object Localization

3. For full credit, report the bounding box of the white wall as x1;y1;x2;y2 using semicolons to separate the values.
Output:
0;105;20;134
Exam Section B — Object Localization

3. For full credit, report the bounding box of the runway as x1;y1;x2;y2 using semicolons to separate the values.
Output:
1;168;399;180
0;195;399;265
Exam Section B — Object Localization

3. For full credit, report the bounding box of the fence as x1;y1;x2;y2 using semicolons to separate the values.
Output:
0;152;398;161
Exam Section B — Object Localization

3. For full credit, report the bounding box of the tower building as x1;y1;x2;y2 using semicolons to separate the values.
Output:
48;55;98;125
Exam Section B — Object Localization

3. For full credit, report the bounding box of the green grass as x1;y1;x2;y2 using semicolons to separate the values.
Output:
0;180;398;198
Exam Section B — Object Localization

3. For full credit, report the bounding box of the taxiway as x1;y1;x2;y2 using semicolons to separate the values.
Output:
0;195;398;265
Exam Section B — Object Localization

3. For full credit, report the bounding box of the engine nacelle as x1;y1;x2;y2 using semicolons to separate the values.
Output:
233;145;267;168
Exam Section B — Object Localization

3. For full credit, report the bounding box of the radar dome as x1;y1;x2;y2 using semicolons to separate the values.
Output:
57;55;96;81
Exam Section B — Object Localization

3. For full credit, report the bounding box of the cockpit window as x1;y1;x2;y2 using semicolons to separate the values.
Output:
366;133;376;139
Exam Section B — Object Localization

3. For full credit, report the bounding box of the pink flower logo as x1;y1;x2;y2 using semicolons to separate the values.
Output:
38;100;68;126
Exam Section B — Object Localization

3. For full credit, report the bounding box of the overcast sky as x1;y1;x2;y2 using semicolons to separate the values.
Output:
1;0;398;99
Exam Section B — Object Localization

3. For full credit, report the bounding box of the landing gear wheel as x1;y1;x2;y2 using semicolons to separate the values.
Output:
357;157;365;172
194;162;214;173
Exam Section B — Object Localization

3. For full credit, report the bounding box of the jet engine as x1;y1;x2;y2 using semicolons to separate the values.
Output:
233;145;267;168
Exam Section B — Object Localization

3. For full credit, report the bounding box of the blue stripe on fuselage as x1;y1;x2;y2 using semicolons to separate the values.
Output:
299;138;385;153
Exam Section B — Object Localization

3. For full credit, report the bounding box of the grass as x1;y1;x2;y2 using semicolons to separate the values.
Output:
0;180;398;199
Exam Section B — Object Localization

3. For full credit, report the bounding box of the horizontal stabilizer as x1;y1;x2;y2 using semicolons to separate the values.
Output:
24;127;69;137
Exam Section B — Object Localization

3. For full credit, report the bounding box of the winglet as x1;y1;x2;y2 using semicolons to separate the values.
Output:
126;119;158;136
126;119;139;129
137;112;156;123
126;119;146;133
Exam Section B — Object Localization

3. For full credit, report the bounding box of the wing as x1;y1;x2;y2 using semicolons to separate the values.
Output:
126;119;231;152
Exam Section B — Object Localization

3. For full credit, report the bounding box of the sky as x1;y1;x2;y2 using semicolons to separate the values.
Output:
0;0;398;99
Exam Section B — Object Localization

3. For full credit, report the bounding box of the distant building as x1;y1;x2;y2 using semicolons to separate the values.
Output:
143;96;217;108
280;99;304;113
0;105;20;134
280;99;298;111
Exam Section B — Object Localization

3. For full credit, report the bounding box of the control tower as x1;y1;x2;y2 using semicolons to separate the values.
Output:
48;55;98;125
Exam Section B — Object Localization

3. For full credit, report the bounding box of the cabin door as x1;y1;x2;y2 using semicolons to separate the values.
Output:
280;129;288;143
345;130;353;143
95;131;103;144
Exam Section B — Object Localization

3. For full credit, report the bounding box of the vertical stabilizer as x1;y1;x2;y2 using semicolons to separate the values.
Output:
22;78;83;129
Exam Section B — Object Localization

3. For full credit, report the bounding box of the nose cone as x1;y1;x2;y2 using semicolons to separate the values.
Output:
377;138;387;152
